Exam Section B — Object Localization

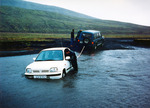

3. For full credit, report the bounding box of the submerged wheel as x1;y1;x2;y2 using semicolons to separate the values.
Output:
94;45;97;50
62;70;66;78
72;60;78;71
71;55;78;71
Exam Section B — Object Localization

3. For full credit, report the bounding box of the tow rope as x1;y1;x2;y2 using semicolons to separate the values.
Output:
77;46;85;58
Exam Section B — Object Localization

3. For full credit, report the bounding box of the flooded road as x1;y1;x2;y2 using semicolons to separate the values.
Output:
0;47;150;108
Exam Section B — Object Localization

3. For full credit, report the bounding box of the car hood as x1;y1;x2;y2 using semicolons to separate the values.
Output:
26;61;64;70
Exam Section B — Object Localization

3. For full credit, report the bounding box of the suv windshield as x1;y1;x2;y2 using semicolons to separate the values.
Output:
36;50;63;61
82;33;92;39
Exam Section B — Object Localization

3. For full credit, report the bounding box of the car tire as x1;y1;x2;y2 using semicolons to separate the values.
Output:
83;37;91;44
72;59;78;71
71;54;78;71
25;75;33;79
62;70;66;78
94;45;97;50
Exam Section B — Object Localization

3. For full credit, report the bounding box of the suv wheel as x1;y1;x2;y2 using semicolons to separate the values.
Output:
83;37;90;44
94;45;97;50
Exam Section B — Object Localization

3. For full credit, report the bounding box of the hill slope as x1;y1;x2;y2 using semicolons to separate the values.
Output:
0;0;94;19
0;6;150;34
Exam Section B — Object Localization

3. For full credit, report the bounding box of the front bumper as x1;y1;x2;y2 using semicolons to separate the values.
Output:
77;42;93;47
25;72;62;79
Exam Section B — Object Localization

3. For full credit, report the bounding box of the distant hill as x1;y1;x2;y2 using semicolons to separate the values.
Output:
0;6;150;34
0;0;94;19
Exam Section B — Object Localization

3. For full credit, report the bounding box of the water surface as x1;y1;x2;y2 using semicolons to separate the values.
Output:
0;48;150;108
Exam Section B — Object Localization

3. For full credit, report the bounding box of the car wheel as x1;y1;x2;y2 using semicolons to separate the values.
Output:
25;75;33;79
94;45;97;50
101;43;104;47
71;54;78;71
72;59;78;71
62;70;66;78
83;37;90;44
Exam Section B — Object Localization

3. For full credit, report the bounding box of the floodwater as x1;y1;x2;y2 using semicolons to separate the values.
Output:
0;47;150;108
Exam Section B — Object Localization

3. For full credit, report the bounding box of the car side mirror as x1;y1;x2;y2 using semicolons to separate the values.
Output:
33;57;36;61
65;56;71;60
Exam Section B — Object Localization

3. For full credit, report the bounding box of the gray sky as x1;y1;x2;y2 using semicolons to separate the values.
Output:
24;0;150;26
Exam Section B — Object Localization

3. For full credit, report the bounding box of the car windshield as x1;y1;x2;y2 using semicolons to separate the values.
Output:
36;50;63;61
82;33;92;38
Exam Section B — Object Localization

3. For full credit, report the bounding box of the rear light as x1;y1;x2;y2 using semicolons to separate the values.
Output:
92;42;94;44
78;40;80;42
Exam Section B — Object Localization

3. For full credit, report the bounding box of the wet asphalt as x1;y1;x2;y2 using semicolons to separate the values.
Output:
0;47;150;108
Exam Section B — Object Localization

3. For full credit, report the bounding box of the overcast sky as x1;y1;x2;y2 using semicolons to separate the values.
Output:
24;0;150;26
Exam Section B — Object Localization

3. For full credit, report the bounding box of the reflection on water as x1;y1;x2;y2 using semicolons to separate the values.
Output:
0;48;150;108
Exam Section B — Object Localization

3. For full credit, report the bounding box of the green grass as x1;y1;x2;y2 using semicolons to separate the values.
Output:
1;33;150;42
0;33;70;42
104;34;150;38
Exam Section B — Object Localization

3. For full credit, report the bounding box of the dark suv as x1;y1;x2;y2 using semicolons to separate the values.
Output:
76;30;104;49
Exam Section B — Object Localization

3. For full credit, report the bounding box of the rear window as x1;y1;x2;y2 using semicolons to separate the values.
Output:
81;33;92;38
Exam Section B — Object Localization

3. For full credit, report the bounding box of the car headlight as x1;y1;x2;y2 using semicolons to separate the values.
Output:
26;68;32;73
50;67;58;72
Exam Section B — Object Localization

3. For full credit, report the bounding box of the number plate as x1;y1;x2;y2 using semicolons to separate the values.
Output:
33;75;47;79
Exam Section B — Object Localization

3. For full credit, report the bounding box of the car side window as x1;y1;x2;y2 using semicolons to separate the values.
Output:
94;33;97;39
65;49;71;57
99;32;102;38
94;33;100;39
97;33;99;38
65;49;75;60
100;33;103;37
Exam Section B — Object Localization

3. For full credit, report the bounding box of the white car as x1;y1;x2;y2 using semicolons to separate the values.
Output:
25;47;78;79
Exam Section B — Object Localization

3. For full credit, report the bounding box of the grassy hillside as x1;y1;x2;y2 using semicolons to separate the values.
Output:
0;0;94;19
0;6;150;34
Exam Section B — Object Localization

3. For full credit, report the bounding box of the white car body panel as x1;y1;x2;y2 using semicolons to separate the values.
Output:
25;47;74;79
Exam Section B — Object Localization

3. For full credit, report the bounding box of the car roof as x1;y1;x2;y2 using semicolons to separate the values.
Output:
82;30;100;34
42;47;69;51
